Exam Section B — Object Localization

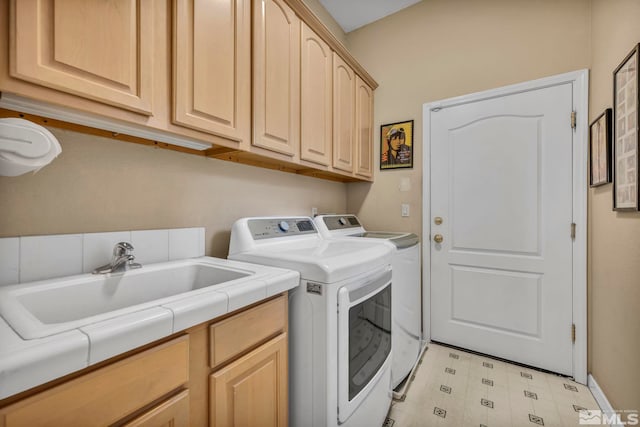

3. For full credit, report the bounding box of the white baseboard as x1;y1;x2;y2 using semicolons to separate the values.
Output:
588;374;623;427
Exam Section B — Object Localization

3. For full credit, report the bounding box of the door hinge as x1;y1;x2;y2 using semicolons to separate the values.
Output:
571;323;576;343
571;111;577;129
571;223;576;240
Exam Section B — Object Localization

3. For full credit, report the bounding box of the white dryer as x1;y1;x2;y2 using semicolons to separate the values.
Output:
228;217;393;427
314;214;422;389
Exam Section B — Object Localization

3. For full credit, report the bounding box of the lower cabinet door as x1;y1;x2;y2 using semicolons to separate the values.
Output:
210;334;287;427
123;390;190;427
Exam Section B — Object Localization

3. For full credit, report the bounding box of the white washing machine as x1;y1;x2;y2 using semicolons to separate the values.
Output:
228;217;393;427
314;214;422;389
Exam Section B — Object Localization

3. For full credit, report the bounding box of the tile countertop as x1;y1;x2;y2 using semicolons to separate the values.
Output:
0;257;299;400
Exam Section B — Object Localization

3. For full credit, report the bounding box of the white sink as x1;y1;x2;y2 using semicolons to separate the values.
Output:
0;258;255;340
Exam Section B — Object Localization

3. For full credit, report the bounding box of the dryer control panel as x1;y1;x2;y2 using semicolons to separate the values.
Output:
248;218;317;240
322;215;361;230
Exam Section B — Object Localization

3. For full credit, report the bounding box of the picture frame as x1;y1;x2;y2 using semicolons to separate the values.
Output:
589;109;612;187
380;120;414;170
612;43;640;211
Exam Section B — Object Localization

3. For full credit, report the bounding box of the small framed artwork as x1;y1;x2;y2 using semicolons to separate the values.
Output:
590;109;612;187
613;43;639;210
380;120;413;170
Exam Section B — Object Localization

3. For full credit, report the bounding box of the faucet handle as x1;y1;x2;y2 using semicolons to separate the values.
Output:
113;242;134;257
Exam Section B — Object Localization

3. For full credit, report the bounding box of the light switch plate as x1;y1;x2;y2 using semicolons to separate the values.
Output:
401;204;410;217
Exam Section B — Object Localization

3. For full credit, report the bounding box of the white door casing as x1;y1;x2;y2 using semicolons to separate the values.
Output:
422;70;588;383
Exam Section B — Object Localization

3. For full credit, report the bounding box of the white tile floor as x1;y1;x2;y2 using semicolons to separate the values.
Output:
385;343;600;427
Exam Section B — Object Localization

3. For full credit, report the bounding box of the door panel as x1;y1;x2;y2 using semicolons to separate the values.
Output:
333;53;355;172
450;116;540;254
11;0;154;114
300;23;332;166
173;0;250;142
123;390;190;427
451;266;541;336
355;76;373;177
430;83;574;375
253;0;300;156
210;334;287;427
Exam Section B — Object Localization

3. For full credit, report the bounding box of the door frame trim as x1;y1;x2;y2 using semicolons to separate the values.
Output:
421;69;589;384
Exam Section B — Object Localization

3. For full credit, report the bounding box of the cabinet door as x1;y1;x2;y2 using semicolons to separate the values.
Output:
300;23;332;166
355;76;374;178
210;334;287;427
253;0;300;157
10;0;154;115
173;0;250;143
332;53;355;173
122;390;190;427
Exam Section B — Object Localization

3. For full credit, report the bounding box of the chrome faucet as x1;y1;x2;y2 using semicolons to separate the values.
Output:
92;242;142;274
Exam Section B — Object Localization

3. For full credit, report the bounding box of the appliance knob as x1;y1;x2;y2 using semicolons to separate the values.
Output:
338;217;347;226
278;221;290;232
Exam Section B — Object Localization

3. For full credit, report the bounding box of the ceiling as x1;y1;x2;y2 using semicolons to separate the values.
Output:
318;0;422;33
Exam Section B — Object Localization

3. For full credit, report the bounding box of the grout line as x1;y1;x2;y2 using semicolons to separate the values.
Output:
17;237;21;284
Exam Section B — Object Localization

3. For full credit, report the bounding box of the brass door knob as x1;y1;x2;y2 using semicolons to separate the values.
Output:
434;217;443;225
433;234;444;243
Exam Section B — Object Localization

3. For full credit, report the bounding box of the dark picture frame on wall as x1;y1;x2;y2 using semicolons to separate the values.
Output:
612;43;640;211
380;120;414;170
590;109;612;187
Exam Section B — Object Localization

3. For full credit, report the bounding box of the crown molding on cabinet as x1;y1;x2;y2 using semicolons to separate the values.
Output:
284;0;378;90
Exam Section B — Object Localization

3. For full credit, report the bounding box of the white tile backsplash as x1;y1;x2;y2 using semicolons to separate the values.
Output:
0;238;20;286
198;228;205;257
169;228;203;260
131;230;169;265
20;234;83;283
0;227;204;285
82;231;131;273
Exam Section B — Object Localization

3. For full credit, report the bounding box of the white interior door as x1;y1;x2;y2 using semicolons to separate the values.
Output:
430;83;574;375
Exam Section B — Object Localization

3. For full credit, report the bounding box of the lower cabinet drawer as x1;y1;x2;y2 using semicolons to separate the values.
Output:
0;336;189;427
209;295;286;369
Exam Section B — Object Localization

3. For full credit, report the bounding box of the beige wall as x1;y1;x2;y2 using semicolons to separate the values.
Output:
0;128;347;257
346;0;591;235
589;0;640;412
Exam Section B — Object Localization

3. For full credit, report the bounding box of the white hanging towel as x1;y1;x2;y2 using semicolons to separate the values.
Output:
0;118;62;176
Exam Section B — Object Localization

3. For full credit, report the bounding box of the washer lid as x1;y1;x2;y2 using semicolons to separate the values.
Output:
349;232;419;249
229;239;391;283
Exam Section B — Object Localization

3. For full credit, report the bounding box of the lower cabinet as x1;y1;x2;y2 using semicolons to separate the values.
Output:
123;390;190;427
0;337;190;427
0;294;288;427
210;334;288;427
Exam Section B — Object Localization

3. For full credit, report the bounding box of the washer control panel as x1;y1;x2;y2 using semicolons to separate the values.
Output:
322;215;361;230
248;218;317;240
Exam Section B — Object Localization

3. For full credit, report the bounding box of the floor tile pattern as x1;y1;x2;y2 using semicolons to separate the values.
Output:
385;343;601;426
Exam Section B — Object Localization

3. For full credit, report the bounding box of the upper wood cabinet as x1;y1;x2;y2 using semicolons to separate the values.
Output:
173;0;250;144
9;0;154;115
300;23;332;166
1;0;376;182
355;76;374;178
253;0;300;157
332;53;355;173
